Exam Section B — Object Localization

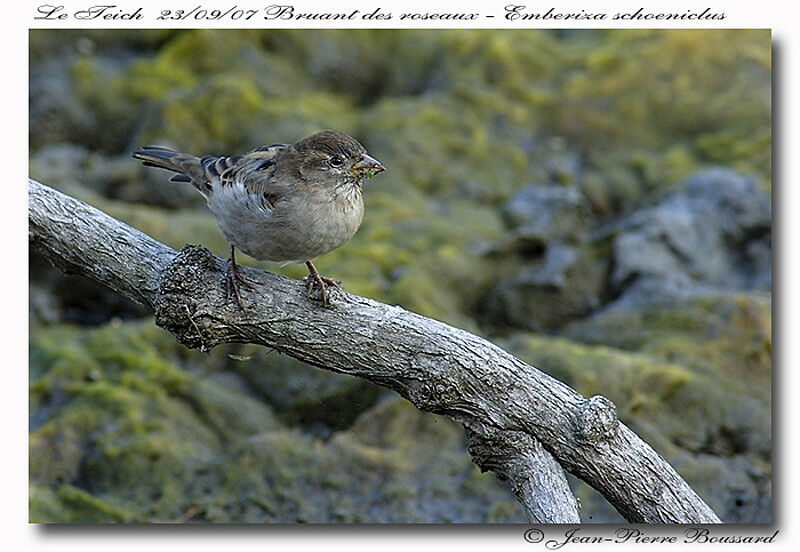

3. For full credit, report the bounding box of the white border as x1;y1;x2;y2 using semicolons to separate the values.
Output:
10;0;798;549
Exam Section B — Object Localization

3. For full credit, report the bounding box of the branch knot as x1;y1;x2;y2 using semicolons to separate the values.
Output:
576;395;619;444
155;244;226;351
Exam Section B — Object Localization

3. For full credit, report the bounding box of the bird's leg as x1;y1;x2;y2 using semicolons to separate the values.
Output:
304;260;341;305
225;245;255;311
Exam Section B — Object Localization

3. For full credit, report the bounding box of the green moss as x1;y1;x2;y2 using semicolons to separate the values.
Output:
30;484;138;523
44;28;771;200
30;321;523;522
31;28;770;523
31;320;263;518
505;300;771;463
45;28;771;313
504;333;695;417
362;93;535;203
564;294;772;397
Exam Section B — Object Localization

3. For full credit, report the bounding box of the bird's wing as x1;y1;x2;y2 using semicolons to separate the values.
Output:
134;143;291;208
200;154;242;184
225;144;290;209
134;146;245;197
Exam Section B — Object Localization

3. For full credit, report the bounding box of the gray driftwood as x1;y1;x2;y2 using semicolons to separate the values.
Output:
28;179;721;524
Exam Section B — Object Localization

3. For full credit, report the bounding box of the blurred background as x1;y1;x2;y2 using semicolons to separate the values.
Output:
29;29;771;523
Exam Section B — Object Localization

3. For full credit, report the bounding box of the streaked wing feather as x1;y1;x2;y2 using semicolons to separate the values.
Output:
233;144;289;198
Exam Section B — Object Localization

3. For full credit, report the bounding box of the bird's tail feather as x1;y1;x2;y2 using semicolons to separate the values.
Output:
132;146;211;194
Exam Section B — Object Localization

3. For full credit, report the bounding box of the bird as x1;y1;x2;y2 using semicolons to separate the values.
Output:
132;130;385;310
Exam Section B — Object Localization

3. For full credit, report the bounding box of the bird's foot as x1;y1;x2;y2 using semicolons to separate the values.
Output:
304;261;341;306
225;258;256;312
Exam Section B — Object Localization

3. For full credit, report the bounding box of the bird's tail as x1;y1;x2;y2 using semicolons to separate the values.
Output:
132;146;211;195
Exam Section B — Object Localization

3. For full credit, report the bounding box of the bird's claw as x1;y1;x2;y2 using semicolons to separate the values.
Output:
303;274;341;306
225;261;256;312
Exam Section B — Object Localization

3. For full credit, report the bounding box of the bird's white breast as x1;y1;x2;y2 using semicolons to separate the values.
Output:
206;179;364;263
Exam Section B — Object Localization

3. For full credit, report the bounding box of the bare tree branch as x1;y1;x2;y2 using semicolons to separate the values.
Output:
28;179;721;523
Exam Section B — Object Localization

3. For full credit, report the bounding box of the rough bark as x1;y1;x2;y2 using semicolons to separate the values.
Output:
28;179;721;524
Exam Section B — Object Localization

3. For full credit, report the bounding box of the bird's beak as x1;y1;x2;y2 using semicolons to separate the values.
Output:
352;154;386;179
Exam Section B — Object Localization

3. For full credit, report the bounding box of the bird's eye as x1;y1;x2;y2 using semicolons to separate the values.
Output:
329;155;344;168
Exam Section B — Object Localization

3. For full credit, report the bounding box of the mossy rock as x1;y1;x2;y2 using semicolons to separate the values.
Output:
502;316;770;522
563;293;772;398
30;321;525;522
29;28;772;523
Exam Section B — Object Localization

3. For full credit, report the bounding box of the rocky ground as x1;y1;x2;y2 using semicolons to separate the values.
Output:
29;29;771;523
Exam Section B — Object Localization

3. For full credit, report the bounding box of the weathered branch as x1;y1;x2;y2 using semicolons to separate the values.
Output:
465;426;580;523
29;179;721;523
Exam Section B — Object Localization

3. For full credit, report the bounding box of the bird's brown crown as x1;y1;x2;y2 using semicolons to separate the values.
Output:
293;130;366;159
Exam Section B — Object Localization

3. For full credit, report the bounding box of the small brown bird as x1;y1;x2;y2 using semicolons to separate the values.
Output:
133;130;385;309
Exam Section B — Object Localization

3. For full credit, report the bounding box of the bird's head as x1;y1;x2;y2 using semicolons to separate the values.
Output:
292;130;385;186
